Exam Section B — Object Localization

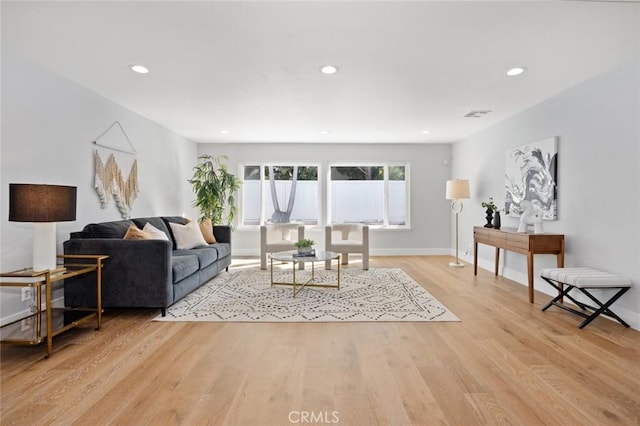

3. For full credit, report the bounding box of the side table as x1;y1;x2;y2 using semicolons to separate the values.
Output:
270;250;341;297
0;254;108;358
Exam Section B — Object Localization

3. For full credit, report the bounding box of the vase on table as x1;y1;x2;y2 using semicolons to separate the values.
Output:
484;208;494;228
492;211;501;229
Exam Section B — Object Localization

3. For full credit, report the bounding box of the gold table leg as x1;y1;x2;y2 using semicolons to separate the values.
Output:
96;259;103;330
45;271;53;359
271;255;341;297
292;260;297;297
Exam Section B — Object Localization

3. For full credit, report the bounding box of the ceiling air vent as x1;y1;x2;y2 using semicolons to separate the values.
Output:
464;110;491;118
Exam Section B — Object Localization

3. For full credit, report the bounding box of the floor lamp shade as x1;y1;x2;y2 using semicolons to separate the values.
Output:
9;184;77;271
446;179;470;201
445;179;469;268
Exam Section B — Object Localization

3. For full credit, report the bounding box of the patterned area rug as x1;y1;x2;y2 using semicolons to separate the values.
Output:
153;267;460;322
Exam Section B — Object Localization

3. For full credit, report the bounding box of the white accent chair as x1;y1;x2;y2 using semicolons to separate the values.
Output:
260;223;305;270
325;224;369;270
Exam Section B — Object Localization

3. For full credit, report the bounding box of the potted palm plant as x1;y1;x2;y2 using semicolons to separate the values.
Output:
189;155;241;230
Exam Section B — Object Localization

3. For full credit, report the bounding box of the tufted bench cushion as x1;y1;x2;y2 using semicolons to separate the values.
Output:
540;267;632;328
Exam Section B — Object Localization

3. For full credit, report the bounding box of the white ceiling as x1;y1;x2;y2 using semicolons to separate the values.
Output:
2;1;639;144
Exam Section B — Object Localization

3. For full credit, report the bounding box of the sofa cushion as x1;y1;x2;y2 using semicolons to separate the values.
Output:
169;220;208;250
199;218;217;244
142;223;170;241
161;216;189;249
171;255;199;283
132;217;172;240
211;242;231;259
123;224;152;240
174;247;218;268
84;220;134;238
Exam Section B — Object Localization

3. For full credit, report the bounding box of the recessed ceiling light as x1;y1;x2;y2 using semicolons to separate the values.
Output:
320;130;331;134
219;130;230;134
320;65;338;75
129;64;149;74
421;130;431;134
506;67;526;77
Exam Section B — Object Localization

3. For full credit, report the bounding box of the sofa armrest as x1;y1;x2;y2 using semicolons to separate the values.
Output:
212;225;231;244
63;238;173;309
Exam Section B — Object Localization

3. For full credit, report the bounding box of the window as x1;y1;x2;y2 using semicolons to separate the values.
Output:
388;165;407;226
241;165;319;226
242;166;261;225
329;164;408;226
241;162;408;228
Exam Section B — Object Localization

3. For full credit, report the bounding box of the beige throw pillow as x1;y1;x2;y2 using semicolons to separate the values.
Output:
169;220;208;250
142;223;170;241
198;218;217;244
123;224;152;240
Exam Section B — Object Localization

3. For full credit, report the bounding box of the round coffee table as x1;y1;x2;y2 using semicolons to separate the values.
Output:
270;250;341;297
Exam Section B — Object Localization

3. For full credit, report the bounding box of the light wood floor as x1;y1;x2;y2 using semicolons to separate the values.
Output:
1;256;639;425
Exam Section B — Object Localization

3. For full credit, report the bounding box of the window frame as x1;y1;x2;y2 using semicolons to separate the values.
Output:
239;162;322;227
327;162;410;229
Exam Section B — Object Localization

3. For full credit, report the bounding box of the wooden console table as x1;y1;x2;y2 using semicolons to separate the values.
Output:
473;227;564;303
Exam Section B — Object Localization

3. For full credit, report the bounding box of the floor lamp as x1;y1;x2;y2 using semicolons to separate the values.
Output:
446;179;470;268
9;184;77;271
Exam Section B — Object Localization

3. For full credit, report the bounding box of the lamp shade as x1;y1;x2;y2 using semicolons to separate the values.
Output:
445;179;470;200
9;184;77;222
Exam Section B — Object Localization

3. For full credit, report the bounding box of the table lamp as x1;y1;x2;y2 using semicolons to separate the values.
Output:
9;184;77;271
446;179;470;268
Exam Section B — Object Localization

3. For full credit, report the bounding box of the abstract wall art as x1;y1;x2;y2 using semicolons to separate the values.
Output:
504;137;558;220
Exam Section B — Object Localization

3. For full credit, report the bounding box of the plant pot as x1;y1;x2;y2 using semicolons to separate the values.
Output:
297;247;314;256
484;208;494;228
492;211;501;229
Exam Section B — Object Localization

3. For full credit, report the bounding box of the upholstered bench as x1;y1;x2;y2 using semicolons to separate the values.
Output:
540;268;632;328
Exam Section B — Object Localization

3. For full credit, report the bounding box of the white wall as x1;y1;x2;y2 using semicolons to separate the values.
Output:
452;59;640;330
198;143;453;256
8;50;634;331
0;52;198;323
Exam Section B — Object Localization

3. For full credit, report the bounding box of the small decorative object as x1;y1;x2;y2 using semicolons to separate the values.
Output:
481;197;498;228
294;238;315;256
517;201;544;233
492;211;501;229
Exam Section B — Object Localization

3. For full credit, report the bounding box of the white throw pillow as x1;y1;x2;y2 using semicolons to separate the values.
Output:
169;220;208;250
142;222;170;241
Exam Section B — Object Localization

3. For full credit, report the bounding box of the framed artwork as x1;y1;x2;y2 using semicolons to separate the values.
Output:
504;137;558;220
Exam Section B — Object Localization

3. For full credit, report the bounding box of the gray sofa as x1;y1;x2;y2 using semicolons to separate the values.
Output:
63;216;231;316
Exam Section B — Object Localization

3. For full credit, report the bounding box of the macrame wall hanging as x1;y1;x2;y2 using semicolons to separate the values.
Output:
92;121;139;219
